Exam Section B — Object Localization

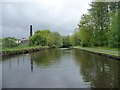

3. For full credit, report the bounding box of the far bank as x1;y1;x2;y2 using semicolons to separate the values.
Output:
72;46;120;60
1;46;49;56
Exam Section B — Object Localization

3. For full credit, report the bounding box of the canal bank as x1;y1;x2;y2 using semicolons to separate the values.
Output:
72;46;120;60
1;46;49;56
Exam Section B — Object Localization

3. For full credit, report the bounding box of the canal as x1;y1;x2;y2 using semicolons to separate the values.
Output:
2;48;120;88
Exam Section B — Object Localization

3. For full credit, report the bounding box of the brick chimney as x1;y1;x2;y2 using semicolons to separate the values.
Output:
30;25;32;37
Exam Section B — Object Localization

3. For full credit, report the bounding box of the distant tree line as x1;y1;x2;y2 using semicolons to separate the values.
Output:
1;30;63;48
1;30;74;48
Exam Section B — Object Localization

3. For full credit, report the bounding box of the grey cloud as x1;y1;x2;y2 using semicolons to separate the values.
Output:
2;0;92;39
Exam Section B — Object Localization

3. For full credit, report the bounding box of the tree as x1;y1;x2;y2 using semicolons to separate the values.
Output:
0;38;2;48
72;30;81;46
62;35;73;47
72;2;119;48
52;32;63;48
107;10;119;47
2;37;18;48
29;30;51;46
29;30;63;48
89;2;109;46
78;14;94;47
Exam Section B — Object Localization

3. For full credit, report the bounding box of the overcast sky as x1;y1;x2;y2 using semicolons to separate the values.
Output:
1;0;92;39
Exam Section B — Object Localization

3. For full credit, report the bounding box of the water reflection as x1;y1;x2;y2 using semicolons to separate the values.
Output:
30;58;33;72
2;49;62;72
73;49;120;88
30;49;62;68
2;49;120;88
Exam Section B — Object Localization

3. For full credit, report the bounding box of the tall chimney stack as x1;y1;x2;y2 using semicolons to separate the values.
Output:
30;25;32;37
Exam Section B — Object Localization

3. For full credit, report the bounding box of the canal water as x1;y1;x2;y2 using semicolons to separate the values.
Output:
2;49;120;88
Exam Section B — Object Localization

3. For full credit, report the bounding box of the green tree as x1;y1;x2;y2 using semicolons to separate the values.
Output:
107;10;119;47
72;30;81;46
29;30;51;46
89;2;109;46
62;35;73;47
29;30;63;48
52;32;63;48
78;14;94;47
72;2;119;48
0;38;2;48
2;37;18;48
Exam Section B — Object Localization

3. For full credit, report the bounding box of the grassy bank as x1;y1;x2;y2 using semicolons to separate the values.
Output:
2;44;48;52
73;46;120;59
1;44;49;56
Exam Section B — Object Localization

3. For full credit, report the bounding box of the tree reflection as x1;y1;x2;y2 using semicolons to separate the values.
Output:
30;58;33;72
74;50;119;88
30;49;62;68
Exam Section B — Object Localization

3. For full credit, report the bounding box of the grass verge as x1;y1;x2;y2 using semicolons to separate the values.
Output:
1;44;49;52
73;46;120;57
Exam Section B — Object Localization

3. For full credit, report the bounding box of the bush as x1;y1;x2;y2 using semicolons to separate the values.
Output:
2;37;18;48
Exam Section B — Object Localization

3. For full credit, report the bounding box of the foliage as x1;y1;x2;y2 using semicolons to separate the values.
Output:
78;14;94;47
72;30;81;46
47;32;63;48
89;2;110;46
71;2;119;48
106;10;119;48
2;37;18;48
62;35;73;47
0;38;2;47
51;32;63;48
29;30;62;48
